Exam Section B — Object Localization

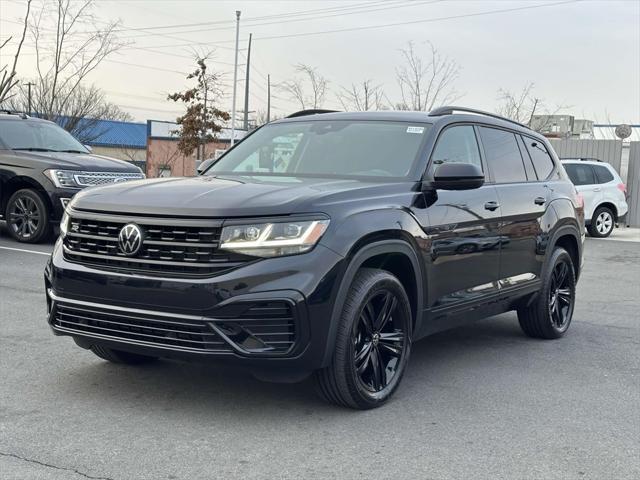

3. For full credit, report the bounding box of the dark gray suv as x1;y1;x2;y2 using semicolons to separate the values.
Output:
0;111;144;242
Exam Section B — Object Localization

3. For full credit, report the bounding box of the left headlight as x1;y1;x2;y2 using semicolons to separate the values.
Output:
44;169;81;189
219;219;330;258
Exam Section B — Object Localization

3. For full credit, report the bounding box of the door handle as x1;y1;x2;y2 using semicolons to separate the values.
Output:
484;201;500;211
534;196;546;205
593;187;601;192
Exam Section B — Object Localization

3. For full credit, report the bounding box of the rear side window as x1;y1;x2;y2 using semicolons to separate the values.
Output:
564;163;595;185
478;127;527;183
522;137;555;180
593;165;614;184
431;125;482;170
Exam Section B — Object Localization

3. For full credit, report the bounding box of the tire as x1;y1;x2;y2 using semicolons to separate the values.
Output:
518;247;576;339
5;188;51;243
314;268;412;409
587;206;615;238
90;344;158;365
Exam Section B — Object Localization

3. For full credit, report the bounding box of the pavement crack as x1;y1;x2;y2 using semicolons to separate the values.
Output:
0;451;115;480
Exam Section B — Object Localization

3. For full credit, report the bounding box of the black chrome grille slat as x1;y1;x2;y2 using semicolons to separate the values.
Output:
51;298;297;355
63;216;249;276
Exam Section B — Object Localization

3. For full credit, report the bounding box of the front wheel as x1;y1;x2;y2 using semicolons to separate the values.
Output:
518;247;576;339
587;206;615;238
5;189;51;243
314;268;412;409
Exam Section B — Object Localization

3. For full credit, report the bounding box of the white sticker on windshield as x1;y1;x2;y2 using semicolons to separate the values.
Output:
406;126;425;134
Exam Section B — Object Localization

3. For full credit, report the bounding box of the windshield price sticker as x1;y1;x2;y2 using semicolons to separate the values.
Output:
406;126;425;134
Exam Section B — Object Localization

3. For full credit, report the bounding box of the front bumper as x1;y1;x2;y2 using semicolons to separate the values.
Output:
45;239;345;375
46;188;80;222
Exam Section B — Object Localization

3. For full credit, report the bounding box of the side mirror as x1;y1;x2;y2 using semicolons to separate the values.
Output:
432;162;484;190
84;145;93;153
197;158;214;175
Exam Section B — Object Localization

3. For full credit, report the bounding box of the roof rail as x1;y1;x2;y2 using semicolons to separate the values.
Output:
0;109;28;119
286;109;339;119
428;106;530;130
560;157;603;163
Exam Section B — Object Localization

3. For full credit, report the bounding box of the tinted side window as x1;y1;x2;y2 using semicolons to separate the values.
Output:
431;125;482;170
522;137;555;180
564;164;595;185
593;165;614;184
479;127;527;183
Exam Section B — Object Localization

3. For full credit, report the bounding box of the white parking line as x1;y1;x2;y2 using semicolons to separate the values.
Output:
0;245;51;256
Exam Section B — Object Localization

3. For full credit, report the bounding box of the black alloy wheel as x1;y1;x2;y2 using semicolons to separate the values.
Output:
6;189;51;243
548;260;574;331
353;290;406;393
315;268;412;409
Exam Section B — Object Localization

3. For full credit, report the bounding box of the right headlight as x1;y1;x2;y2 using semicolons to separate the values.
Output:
44;169;81;189
219;219;329;258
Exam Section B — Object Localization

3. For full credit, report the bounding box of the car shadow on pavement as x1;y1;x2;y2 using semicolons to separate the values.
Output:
52;313;529;416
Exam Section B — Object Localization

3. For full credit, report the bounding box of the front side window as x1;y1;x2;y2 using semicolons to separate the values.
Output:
207;120;431;179
564;163;595;186
593;165;614;184
479;127;527;183
0;119;88;153
430;125;482;170
522;136;555;180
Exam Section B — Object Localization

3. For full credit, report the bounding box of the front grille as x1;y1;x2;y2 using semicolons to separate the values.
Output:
63;216;251;276
50;296;297;355
74;171;145;187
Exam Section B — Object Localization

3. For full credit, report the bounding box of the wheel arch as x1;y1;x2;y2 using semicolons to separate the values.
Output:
548;225;582;282
320;236;425;368
594;202;618;221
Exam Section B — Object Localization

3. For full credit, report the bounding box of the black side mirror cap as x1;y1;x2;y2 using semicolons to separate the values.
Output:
431;162;484;190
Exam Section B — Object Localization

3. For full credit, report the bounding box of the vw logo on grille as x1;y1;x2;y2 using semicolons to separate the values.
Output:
118;223;143;256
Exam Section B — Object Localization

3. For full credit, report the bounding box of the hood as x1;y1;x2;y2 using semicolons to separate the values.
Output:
10;150;139;172
71;175;408;217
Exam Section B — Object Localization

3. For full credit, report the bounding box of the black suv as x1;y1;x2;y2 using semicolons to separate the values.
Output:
0;112;144;242
45;107;584;409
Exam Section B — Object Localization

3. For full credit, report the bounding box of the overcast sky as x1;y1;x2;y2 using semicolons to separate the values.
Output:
1;0;638;124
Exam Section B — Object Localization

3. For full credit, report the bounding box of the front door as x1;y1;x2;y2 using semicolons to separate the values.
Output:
413;124;502;318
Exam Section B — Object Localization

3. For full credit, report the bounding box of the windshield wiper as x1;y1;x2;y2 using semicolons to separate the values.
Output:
56;149;87;154
12;147;57;152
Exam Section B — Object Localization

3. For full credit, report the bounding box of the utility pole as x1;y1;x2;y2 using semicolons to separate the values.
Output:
267;74;271;123
243;33;252;131
230;10;241;146
25;82;34;115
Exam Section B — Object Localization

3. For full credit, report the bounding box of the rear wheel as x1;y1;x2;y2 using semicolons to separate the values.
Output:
90;344;158;365
314;268;412;409
587;206;614;238
5;189;51;243
518;247;576;339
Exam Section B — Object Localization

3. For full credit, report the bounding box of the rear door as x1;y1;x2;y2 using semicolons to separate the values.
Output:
563;162;601;220
415;124;502;315
478;127;549;287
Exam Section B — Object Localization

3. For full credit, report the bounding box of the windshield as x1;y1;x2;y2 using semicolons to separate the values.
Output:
206;120;431;179
0;119;88;153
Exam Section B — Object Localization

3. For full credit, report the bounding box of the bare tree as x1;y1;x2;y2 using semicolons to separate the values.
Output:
496;83;570;132
29;0;125;120
336;80;385;111
396;41;461;111
9;81;131;142
0;0;32;105
280;63;328;110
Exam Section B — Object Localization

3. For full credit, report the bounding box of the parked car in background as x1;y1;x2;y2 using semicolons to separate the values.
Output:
0;111;145;242
46;107;585;409
561;158;628;238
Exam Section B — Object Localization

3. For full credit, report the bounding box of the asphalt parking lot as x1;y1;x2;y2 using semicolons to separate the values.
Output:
1;228;639;480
